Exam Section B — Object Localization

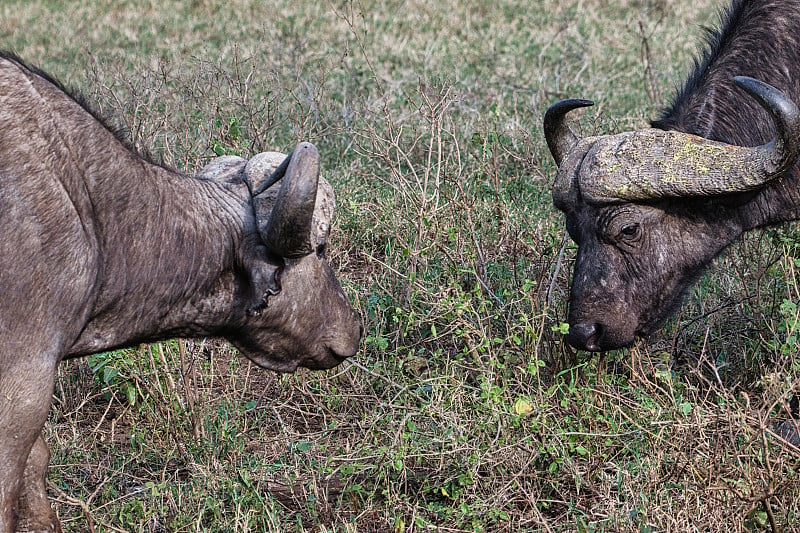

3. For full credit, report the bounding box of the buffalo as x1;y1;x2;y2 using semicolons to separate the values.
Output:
544;0;800;352
0;53;361;532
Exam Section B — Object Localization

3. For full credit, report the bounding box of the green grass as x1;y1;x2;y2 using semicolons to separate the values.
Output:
3;0;800;531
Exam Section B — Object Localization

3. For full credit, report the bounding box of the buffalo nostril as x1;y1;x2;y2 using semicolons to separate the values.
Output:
567;322;602;352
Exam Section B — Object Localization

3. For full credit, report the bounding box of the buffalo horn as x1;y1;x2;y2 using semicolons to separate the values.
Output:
732;76;800;177
550;77;800;203
260;142;320;258
584;76;800;201
543;98;594;166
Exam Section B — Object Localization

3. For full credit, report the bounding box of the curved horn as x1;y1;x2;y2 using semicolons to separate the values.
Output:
732;76;800;176
576;77;800;203
261;142;320;258
543;98;594;166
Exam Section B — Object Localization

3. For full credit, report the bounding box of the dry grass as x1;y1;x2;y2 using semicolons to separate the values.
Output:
2;0;800;531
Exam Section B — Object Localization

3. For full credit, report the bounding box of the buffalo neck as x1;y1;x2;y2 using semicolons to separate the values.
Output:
42;96;253;355
71;158;252;356
0;54;254;356
649;1;800;231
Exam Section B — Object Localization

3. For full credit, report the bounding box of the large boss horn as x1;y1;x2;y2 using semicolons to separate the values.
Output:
544;77;800;203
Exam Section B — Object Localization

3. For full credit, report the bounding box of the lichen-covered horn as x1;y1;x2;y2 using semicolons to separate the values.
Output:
543;98;594;166
261;142;320;258
571;77;800;203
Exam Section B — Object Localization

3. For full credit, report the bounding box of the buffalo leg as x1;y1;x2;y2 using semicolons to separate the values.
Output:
0;358;57;533
16;433;61;533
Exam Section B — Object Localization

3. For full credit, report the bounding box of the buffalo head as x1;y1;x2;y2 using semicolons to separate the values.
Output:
199;143;361;371
544;77;800;351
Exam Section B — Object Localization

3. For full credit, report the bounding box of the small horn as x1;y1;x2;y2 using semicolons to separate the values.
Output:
543;99;594;166
261;142;320;258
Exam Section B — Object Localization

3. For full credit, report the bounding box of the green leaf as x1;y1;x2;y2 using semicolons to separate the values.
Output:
294;440;313;452
513;397;533;416
124;382;136;406
103;366;118;384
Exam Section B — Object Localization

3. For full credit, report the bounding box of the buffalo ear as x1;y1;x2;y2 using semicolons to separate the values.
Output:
243;252;282;316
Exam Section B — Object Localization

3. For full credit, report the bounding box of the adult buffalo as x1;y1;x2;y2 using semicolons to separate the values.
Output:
0;53;361;532
544;0;800;352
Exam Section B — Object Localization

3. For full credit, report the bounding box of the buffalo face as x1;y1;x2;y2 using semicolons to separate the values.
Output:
233;246;362;372
545;77;800;351
556;194;740;351
205;144;361;372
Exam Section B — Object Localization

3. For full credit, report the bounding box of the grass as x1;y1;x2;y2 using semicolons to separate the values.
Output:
2;0;800;531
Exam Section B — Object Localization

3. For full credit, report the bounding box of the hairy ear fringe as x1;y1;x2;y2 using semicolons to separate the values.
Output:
244;256;282;316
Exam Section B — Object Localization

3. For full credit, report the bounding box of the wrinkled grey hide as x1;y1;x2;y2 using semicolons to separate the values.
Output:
544;0;800;352
0;53;360;532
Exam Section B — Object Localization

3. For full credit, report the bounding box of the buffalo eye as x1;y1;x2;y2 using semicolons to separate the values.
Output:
619;223;640;239
614;222;643;248
601;207;645;249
